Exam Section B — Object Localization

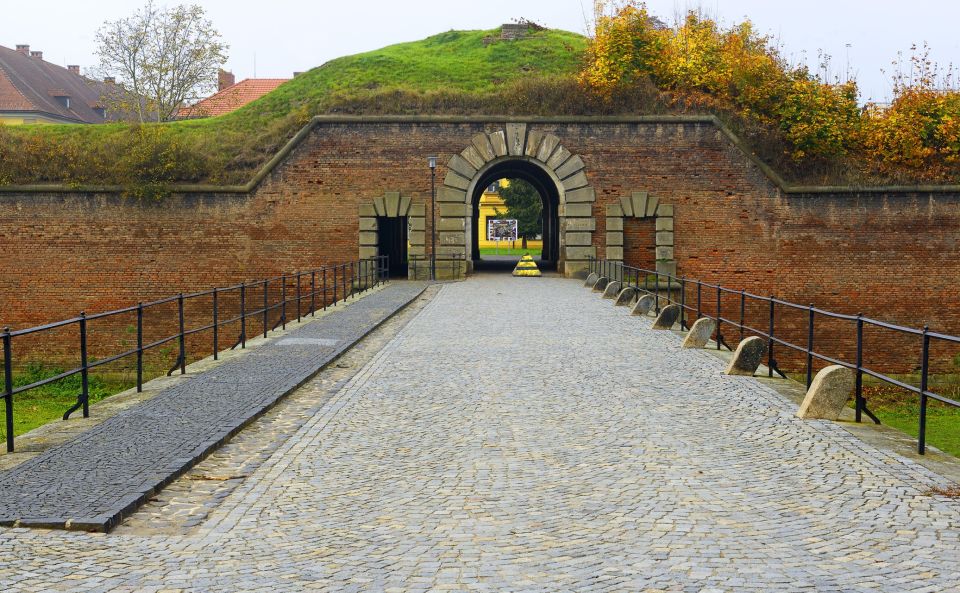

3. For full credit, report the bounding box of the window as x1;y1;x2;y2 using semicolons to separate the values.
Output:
487;181;500;193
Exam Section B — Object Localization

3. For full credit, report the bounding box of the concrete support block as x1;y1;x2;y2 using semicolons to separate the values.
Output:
605;246;624;261
656;217;674;231
409;231;426;245
436;218;464;232
615;287;637;306
565;232;593;246
561;172;589;191
438;203;468;217
565;218;596;232
506;123;527;156
592;276;609;292
725;336;768;376
606;217;624;232
472;133;496;162
537;134;561;162
606;232;624;247
797;366;855;420
602;281;622;299
359;218;378;231
556;155;585;180
652;304;681;329
409;203;426;217
438;186;466;203
632;295;656;316
359;204;376;217
656;260;677;276
547;146;572;170
460;146;486;170
565;246;596;260
444;171;470;191
566;187;595;203
655;246;674;260
564;203;593;217
359;231;378;246
656;231;674;246
681;318;717;349
584;272;599;287
358;246;378;259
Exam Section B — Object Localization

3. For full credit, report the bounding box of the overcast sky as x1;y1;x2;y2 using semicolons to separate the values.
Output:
2;0;957;103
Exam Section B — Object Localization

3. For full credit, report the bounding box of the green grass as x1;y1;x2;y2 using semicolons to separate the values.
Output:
479;247;542;256
0;363;134;441
862;383;960;458
0;27;589;190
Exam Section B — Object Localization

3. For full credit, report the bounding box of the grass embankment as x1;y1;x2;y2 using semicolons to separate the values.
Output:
0;27;590;194
863;383;960;458
0;364;135;441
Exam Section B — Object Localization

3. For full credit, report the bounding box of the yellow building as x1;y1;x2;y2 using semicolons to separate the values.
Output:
477;179;543;251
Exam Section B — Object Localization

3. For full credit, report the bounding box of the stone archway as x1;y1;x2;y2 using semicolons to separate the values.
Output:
358;191;426;277
438;124;597;278
605;192;676;276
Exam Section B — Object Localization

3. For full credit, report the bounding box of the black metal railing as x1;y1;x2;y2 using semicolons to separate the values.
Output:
409;254;465;281
589;257;960;455
0;256;389;453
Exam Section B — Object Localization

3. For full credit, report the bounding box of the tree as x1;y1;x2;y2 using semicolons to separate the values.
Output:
497;178;542;249
95;2;228;122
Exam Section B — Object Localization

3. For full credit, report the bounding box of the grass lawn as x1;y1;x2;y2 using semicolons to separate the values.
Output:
478;247;542;256
863;383;960;458
0;364;134;441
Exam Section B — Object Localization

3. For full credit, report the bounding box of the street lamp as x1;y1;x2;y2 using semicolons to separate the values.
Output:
428;156;437;281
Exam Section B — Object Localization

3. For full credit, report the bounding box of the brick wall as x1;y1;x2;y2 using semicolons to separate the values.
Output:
1;118;959;373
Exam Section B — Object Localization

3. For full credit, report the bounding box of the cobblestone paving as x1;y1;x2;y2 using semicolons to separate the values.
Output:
0;275;958;591
0;282;425;531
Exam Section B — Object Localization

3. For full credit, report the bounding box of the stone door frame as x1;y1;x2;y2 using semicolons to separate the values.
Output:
358;191;426;278
605;192;676;276
439;123;598;278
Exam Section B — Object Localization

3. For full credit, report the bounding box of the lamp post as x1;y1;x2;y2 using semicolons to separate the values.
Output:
428;156;437;281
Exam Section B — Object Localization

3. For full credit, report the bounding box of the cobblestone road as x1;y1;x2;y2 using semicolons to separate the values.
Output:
1;275;958;591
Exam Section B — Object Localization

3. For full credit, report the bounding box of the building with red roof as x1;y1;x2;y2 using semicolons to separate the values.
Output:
178;70;289;119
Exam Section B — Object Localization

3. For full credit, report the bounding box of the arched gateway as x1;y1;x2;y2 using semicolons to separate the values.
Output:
437;123;597;278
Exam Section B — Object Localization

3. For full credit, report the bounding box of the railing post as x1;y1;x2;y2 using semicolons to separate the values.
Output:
177;294;186;375
919;325;930;455
679;277;686;330
136;303;143;392
263;280;269;338
342;264;348;301
696;281;702;320
739;290;746;343
240;283;247;349
296;273;302;323
212;288;219;360
806;304;815;388
855;313;864;423
716;285;722;351
281;275;287;330
333;265;338;305
79;311;90;417
311;271;316;316
767;296;775;378
323;268;328;310
3;327;14;453
654;272;661;314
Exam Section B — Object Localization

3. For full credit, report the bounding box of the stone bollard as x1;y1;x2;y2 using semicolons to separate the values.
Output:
631;294;656;316
725;336;767;376
797;365;855;420
652;304;681;329
602;281;622;299
584;272;598;287
681;318;717;349
592;277;610;292
615;287;637;306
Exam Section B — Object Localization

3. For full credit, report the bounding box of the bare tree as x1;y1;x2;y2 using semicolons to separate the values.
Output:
95;2;228;122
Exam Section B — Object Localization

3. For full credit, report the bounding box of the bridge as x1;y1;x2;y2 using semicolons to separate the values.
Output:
0;274;958;591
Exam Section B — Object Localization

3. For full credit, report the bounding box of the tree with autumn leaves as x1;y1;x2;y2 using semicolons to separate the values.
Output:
580;2;960;183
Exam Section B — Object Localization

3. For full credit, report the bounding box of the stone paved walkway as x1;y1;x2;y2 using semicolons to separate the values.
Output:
0;275;958;591
0;282;425;531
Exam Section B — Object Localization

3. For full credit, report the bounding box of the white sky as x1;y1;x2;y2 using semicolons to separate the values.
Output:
2;0;958;103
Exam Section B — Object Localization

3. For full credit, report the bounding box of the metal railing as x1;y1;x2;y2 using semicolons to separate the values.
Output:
409;254;465;281
589;257;960;455
0;256;388;453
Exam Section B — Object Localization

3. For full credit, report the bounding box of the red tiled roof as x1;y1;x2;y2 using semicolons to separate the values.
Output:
178;78;289;118
0;44;107;123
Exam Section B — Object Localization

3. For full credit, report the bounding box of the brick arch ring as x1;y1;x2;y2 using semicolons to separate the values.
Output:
439;123;598;278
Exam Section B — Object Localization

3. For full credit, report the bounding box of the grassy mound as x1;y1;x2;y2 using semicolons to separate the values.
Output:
0;27;590;193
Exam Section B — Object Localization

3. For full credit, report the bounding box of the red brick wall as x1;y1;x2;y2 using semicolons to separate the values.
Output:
622;217;656;270
1;119;959;374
